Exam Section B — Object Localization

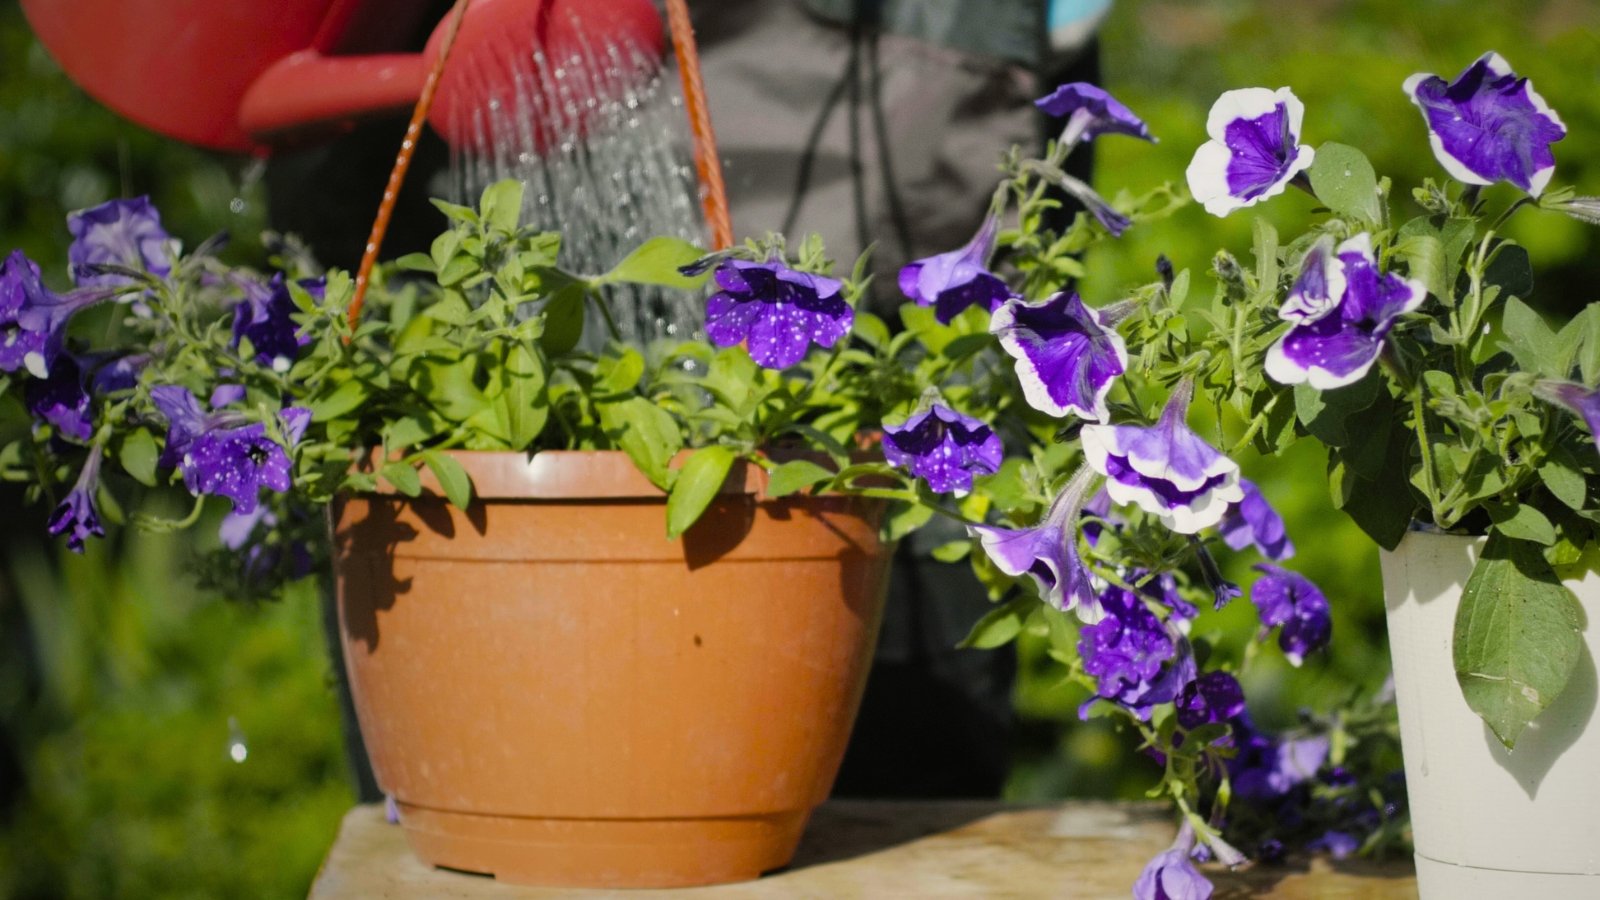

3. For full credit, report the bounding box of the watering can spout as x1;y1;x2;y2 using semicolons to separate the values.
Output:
20;0;665;154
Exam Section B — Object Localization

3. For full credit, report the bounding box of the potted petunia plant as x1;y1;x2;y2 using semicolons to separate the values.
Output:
5;49;1595;898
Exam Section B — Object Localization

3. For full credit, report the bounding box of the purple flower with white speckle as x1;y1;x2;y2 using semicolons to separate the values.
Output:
0;250;110;379
1034;82;1156;145
992;291;1128;422
1403;53;1566;197
704;258;851;369
1134;821;1213;900
1176;671;1247;731
151;385;310;515
1079;585;1196;720
1218;478;1295;561
1081;383;1243;534
1230;721;1330;803
1251;563;1332;666
969;467;1099;616
1186;87;1315;218
1265;233;1425;390
232;275;321;372
898;215;1013;324
25;353;94;443
883;401;1002;494
1537;381;1600;457
47;444;106;552
67;196;175;289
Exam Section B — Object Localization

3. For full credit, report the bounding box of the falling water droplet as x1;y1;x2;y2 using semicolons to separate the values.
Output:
227;716;249;763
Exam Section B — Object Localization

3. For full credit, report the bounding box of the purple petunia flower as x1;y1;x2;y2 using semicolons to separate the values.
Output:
25;353;94;443
1034;82;1156;145
1309;830;1361;860
1218;478;1295;561
232;275;322;372
151;385;310;515
882;401;1003;494
1536;381;1600;456
1186;87;1315;218
704;258;852;369
1403;52;1567;197
1176;671;1247;731
992;291;1129;422
1134;821;1213;900
1079;585;1196;720
47;444;106;552
1081;383;1243;534
1264;233;1425;390
66;196;175;289
1230;721;1330;804
220;504;315;585
898;215;1013;324
0;250;115;379
1251;563;1332;666
969;467;1100;616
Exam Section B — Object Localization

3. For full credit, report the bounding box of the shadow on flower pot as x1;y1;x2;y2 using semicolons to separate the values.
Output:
682;496;758;570
334;497;418;653
1488;640;1597;799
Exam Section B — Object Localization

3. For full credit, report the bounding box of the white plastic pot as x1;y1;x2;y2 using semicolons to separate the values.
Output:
1380;531;1600;898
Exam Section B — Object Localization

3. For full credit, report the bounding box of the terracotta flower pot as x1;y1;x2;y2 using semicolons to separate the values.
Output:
330;450;892;888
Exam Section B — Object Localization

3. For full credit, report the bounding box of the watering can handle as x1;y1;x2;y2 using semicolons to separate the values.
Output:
239;51;429;143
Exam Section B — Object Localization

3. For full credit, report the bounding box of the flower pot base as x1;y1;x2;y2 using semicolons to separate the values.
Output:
1415;853;1599;900
397;803;809;888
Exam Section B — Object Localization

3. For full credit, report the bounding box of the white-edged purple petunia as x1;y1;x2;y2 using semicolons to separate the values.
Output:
992;291;1128;422
882;400;1003;495
1403;52;1567;197
66;196;175;289
46;443;106;553
898;215;1014;324
1034;82;1156;145
1251;563;1332;666
968;467;1100;616
1133;822;1214;900
1079;585;1196;721
1218;478;1295;561
1081;382;1243;534
1186;87;1315;218
1279;236;1342;325
704;258;851;369
1264;233;1425;390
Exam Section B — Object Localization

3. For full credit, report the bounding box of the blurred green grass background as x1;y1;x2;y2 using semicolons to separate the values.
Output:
1;0;1596;895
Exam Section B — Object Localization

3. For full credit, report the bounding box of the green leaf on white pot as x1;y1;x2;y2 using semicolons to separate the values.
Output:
958;595;1035;649
1485;501;1558;545
666;446;737;539
1454;535;1585;749
421;451;473;510
765;458;835;499
596;236;709;289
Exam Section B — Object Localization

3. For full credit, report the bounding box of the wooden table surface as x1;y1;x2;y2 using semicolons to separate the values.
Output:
310;801;1417;899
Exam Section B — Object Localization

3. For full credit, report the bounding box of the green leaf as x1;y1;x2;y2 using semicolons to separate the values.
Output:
853;312;891;349
883;500;934;542
596;236;708;289
309;379;370;422
1486;502;1558;545
380;461;423;497
1308;142;1381;223
424;291;473;325
598;397;682;490
1484;244;1533;301
930;540;971;563
765;458;836;498
394;252;436;273
479;179;525;233
539;283;586;356
1500;296;1562;378
118;429;159;487
421;451;473;509
1294;372;1381;447
957;595;1035;649
666;446;736;539
1539;448;1588;511
597;348;646;395
428;198;479;226
1454;535;1585;748
499;343;549;448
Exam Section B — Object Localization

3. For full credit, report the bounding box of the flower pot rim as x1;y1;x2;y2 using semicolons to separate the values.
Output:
352;448;811;501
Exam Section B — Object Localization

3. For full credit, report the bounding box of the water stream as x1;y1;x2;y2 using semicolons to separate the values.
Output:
447;24;706;347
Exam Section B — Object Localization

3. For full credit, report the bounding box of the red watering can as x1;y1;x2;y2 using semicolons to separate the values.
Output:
19;0;666;153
